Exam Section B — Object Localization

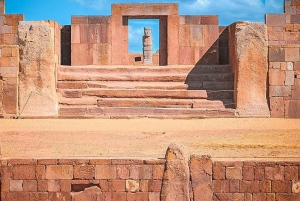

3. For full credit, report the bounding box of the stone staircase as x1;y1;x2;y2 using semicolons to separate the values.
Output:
57;65;235;118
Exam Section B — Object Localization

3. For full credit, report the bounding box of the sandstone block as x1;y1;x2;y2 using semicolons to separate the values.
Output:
18;21;58;117
270;97;285;118
161;143;190;201
269;69;285;85
74;165;94;180
149;180;162;192
190;155;213;201
285;100;300;118
272;181;291;193
285;70;295;85
229;22;270;117
71;186;102;201
292;181;300;193
240;181;260;193
285;47;300;61
45;165;73;180
266;14;286;26
13;165;36;180
95;165;116;179
285;166;299;180
10;180;23;191
72;16;88;24
48;180;60;192
108;180;125;192
269;47;285;62
212;180;230;193
126;180;139;192
265;166;284;180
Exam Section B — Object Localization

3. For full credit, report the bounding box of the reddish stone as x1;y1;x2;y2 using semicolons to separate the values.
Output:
48;192;71;201
265;166;285;180
201;16;218;25
130;165;152;180
212;180;230;193
29;192;49;201
37;159;57;165
71;186;102;201
269;47;285;62
266;14;286;26
226;167;242;180
10;180;24;191
243;166;255;181
95;165;117;179
213;166;226;180
45;165;73;180
60;180;71;192
13;165;36;180
149;180;162;192
127;192;148;201
117;165;130;179
108;180;125;192
268;31;284;41
272;181;291;193
23;180;37;192
38;180;48;192
140;180;149;192
285;100;300;118
48;180;60;192
74;165;94;179
269;69;285;85
240;181;260;193
149;192;160;201
270;97;285;118
260;180;271;193
269;86;292;97
103;192;126;201
152;165;164;180
72;16;88;24
229;180;240;193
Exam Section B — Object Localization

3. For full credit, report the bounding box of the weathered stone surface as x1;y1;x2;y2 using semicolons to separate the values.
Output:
18;21;58;117
190;155;213;201
0;79;2;116
71;186;102;201
229;22;270;117
160;143;190;201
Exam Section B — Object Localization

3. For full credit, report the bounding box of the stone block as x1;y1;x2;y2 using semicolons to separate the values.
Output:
226;167;243;180
285;100;300;118
108;180;125;192
266;14;286;26
47;180;60;192
149;180;162;192
129;165;152;180
285;166;299;180
3;33;18;45
184;16;201;25
229;180;239;193
240;181;260;193
71;24;80;44
213;166;225;180
285;70;295;85
10;180;23;191
45;165;73;180
203;25;219;47
268;31;284;41
270;97;285;118
161;144;190;201
4;14;24;26
126;180;139;192
13;165;36;180
2;82;17;115
71;186;102;201
71;43;89;65
152;165;164;180
292;85;300;99
80;24;89;43
229;22;269;117
167;15;179;65
212;180;230;193
116;165;130;179
287;61;294;70
291;14;300;23
265;166;284;180
269;47;285;62
243;166;254;181
95;165;117;179
272;181;291;193
292;181;300;193
285;47;300;61
201;16;218;25
71;16;88;24
73;165;94;180
190;25;203;47
270;86;292;97
284;32;297;41
179;47;194;65
190;155;213;201
88;24;101;44
127;193;148;201
269;69;285;85
18;21;58;117
179;25;190;46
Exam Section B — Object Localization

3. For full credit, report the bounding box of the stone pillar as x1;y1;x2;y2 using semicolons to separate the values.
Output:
228;22;270;117
18;21;58;117
143;27;153;64
161;143;190;201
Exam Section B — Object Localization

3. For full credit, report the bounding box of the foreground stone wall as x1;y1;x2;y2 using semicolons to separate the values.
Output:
266;0;300;118
1;157;299;201
0;2;23;118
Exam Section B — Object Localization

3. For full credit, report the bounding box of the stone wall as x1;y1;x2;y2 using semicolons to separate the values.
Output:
266;0;300;118
178;15;220;65
0;2;23;118
71;16;111;66
1;157;299;201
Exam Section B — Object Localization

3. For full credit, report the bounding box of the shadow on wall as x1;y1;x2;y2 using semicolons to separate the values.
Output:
185;27;235;108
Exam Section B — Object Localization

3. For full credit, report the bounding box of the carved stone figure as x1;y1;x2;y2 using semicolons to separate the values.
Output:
143;27;153;64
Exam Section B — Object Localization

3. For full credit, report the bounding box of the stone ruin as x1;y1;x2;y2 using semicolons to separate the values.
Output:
143;27;153;64
0;0;299;119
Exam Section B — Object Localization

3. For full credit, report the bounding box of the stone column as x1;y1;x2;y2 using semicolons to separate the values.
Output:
143;27;153;64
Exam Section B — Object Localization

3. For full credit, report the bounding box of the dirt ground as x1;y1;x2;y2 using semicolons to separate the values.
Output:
0;118;300;160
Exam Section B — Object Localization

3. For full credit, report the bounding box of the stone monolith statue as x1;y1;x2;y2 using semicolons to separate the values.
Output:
143;27;153;64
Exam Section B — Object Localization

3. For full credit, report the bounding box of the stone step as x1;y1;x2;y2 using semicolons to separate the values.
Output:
57;81;234;90
207;90;234;100
59;89;208;99
59;64;232;74
58;72;233;82
58;107;235;118
95;98;225;109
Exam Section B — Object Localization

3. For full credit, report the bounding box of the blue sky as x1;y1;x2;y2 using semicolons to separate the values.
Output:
6;0;283;53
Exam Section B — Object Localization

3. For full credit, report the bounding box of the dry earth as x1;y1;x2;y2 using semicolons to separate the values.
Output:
0;118;300;160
